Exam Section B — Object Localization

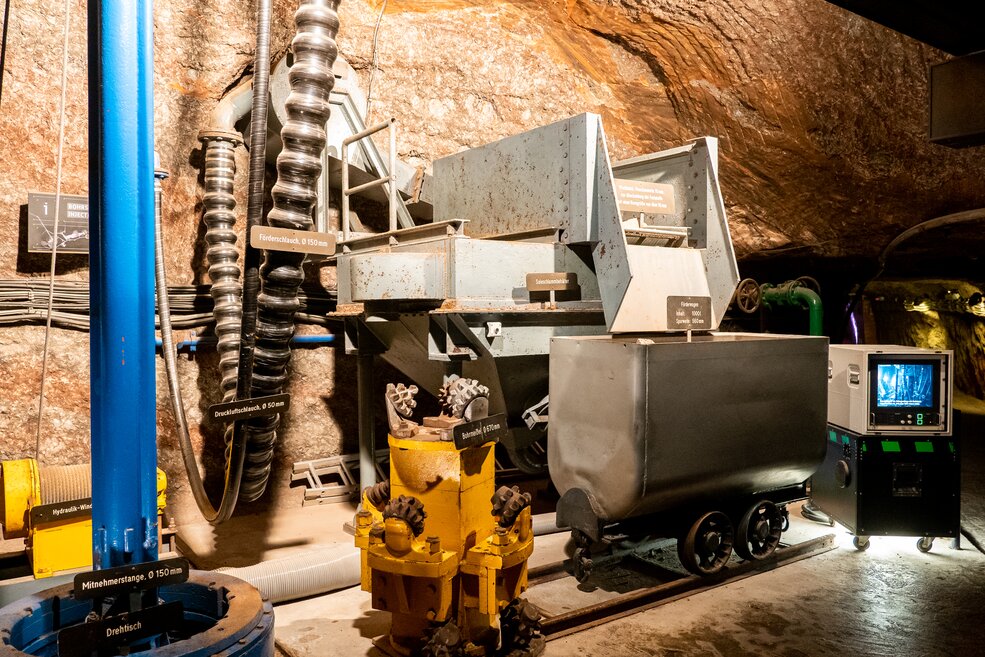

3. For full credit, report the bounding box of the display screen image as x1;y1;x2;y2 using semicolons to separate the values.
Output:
876;363;935;408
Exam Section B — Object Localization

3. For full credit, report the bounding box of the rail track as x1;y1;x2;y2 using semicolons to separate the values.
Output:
527;534;836;640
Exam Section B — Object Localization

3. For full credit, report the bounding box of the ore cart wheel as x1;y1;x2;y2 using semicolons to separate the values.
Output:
678;511;734;576
734;500;783;561
572;531;594;583
853;535;870;551
917;536;934;553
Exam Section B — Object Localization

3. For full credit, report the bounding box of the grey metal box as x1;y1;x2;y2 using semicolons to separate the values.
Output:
930;51;985;148
432;114;602;243
827;344;952;435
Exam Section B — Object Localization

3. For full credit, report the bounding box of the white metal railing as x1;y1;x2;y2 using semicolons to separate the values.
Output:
341;117;397;241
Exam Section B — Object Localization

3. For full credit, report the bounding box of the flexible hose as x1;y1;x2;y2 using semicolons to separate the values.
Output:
216;520;560;605
164;0;274;523
156;164;228;521
199;135;244;513
217;545;360;603
199;134;244;405
241;0;340;502
232;0;276;505
532;512;566;536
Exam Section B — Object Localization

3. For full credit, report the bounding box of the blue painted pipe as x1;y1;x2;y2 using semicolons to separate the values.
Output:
154;334;336;352
88;0;158;568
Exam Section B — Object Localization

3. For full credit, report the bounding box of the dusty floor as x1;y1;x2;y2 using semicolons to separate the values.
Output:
175;401;985;657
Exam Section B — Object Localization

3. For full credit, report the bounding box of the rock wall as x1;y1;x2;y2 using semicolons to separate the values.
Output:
1;0;984;520
867;280;985;400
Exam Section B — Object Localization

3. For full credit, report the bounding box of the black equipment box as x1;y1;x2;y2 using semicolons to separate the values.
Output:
930;51;985;148
811;420;960;538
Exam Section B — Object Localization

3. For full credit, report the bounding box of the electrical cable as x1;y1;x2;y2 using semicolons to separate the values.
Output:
961;526;985;556
0;0;11;107
365;0;387;123
34;0;73;458
0;280;334;331
799;501;834;526
153;165;223;522
170;0;274;524
839;208;985;342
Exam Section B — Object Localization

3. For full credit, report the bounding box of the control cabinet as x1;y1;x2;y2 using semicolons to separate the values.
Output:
811;423;960;541
813;345;959;550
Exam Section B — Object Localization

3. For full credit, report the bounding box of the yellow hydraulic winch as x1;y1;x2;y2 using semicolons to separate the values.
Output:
355;378;544;657
0;459;169;578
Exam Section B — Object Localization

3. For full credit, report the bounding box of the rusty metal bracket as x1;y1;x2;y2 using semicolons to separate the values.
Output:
427;313;491;361
343;316;387;355
291;449;390;505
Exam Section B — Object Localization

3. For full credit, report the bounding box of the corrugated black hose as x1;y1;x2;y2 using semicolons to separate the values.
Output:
239;0;341;502
231;0;277;507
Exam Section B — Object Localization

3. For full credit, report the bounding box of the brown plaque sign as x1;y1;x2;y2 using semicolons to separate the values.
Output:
526;272;578;292
250;226;336;255
667;296;712;330
614;179;676;215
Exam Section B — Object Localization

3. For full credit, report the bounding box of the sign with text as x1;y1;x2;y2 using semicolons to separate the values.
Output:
207;393;291;424
74;557;190;600
452;413;508;450
667;296;712;330
526;272;578;292
27;192;90;253
30;498;92;524
58;602;183;657
614;179;676;215
251;225;336;255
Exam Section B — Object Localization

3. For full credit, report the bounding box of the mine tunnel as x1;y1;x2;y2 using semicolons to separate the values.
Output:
0;1;983;656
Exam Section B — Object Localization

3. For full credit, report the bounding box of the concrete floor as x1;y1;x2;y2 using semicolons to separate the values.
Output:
176;398;985;657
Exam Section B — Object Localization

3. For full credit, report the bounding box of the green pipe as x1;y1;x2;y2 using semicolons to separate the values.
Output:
761;283;824;336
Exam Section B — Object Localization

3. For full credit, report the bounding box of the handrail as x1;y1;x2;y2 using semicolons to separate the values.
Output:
341;117;398;240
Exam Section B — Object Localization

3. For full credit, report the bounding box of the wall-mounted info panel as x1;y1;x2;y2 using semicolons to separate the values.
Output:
27;192;90;254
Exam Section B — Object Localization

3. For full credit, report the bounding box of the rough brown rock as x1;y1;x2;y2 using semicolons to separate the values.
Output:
867;280;985;399
2;0;984;520
343;0;985;257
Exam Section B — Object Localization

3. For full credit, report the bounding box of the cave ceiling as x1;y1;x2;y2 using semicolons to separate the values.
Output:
1;0;983;283
356;0;985;269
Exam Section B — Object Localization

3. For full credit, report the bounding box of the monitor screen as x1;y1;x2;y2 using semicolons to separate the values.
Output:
875;363;935;408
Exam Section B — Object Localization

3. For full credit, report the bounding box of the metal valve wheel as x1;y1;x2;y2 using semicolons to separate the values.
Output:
734;500;783;561
793;275;821;294
733;278;762;314
678;511;734;575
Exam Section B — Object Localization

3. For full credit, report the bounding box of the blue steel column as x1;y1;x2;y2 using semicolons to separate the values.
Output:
88;0;159;568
